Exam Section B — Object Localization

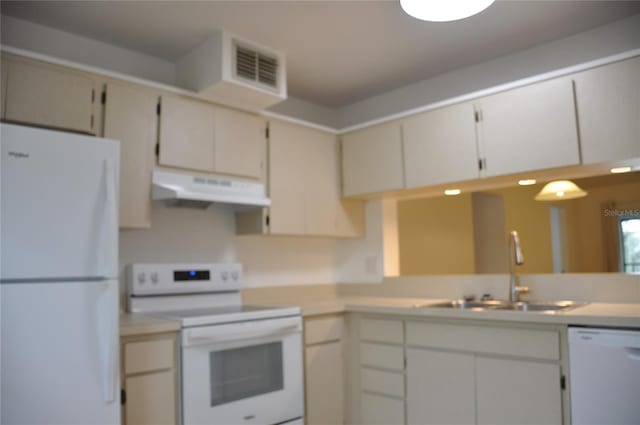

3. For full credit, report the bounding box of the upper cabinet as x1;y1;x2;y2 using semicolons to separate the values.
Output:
4;60;96;134
573;56;640;164
341;121;405;197
158;95;216;173
157;94;264;179
476;77;580;177
237;120;364;238
403;101;479;188
103;83;158;229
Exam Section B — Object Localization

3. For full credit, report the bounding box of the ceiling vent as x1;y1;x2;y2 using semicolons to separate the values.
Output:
176;31;287;111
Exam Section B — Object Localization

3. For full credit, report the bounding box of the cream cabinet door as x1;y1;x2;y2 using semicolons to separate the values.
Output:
158;95;215;172
268;120;307;234
341;121;404;197
403;102;479;188
475;357;562;425
103;83;158;228
406;347;476;425
125;370;176;425
4;61;96;134
305;342;344;425
573;57;640;164
478;77;580;177
213;107;265;178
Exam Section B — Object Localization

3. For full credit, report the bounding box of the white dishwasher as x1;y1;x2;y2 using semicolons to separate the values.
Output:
568;327;640;425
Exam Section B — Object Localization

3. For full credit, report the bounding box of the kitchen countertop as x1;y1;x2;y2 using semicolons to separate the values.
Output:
120;297;640;336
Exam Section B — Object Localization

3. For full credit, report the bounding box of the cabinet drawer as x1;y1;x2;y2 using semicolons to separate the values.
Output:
305;315;343;345
361;393;405;425
360;318;403;344
360;342;404;371
125;338;175;374
406;322;559;360
361;367;404;398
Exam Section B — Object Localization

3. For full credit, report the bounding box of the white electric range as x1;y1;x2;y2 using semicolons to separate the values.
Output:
127;263;304;425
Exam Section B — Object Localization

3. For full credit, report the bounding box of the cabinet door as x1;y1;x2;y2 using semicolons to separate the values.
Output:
403;102;479;188
5;61;95;134
574;57;640;163
103;83;158;228
475;357;562;425
341;121;404;197
268;120;307;234
305;342;344;425
478;77;580;177
158;95;215;172
214;107;265;178
125;370;176;425
406;348;475;425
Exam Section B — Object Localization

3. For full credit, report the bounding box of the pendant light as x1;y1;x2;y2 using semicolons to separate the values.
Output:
400;0;495;22
534;180;588;201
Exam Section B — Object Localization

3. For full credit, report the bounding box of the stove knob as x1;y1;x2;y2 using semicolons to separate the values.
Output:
231;271;239;281
221;271;229;282
137;272;146;285
151;272;159;284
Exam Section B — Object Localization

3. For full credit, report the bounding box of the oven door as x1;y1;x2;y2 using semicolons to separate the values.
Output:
181;316;303;425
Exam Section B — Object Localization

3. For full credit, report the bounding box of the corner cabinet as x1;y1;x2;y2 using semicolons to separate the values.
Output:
3;59;97;134
341;121;405;197
475;77;580;177
121;332;179;425
573;56;640;164
236;119;364;238
102;83;158;229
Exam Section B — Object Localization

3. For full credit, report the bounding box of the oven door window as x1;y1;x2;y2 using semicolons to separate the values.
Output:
209;341;284;406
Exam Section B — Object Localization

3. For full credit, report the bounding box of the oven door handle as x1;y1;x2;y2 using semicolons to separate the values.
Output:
184;319;301;347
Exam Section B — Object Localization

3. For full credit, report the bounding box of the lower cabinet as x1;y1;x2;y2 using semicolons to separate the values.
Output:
121;332;179;425
405;320;564;425
304;314;345;425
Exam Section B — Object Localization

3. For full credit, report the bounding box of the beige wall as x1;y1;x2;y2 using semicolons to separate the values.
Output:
398;194;476;275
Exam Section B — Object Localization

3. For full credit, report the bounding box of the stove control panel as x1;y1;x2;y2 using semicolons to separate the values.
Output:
127;263;242;296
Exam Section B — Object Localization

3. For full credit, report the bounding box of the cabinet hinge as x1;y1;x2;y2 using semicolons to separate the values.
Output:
121;388;126;405
265;215;270;227
101;91;107;105
560;375;566;390
265;126;270;139
474;110;483;122
155;143;160;157
157;102;161;116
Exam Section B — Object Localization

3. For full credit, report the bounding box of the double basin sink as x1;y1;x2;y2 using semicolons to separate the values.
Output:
419;299;586;313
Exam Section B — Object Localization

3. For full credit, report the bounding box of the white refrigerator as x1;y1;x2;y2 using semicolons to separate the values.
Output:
1;123;120;424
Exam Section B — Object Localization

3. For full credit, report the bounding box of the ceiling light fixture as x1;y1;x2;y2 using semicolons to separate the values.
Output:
518;179;537;186
400;0;495;22
444;189;462;196
534;180;587;201
610;166;632;174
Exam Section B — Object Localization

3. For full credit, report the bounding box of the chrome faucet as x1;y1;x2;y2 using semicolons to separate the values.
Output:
508;230;529;302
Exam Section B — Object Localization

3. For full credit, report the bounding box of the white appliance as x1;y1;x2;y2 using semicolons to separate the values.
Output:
152;169;271;208
568;327;640;425
127;263;304;425
0;123;120;424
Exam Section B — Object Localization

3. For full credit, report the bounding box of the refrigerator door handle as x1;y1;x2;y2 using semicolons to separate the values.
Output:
98;283;118;404
98;158;118;279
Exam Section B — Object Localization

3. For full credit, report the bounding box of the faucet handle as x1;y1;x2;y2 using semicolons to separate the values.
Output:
515;285;530;296
462;294;476;302
481;293;493;301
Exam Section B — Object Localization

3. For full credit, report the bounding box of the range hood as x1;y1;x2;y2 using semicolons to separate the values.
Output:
152;170;270;208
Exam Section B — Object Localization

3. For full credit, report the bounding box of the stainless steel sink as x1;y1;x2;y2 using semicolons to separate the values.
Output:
423;299;587;313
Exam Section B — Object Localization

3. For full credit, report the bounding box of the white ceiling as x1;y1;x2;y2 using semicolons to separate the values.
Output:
2;1;639;107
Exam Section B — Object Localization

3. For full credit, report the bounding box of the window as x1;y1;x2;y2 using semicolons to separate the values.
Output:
620;217;640;273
